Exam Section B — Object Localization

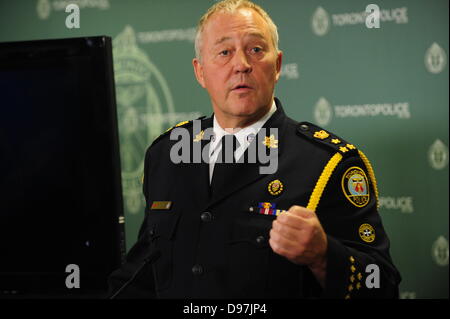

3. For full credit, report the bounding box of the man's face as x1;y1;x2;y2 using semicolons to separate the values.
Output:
193;8;282;126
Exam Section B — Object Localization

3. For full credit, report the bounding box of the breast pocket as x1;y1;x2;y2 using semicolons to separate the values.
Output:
146;211;180;293
227;216;274;297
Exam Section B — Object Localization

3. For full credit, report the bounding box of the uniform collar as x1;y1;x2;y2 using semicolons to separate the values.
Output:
210;100;277;155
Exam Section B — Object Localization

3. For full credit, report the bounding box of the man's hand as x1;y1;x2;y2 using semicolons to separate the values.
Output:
269;205;328;287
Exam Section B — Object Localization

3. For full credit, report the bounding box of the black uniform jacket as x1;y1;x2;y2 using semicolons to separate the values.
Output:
108;98;401;299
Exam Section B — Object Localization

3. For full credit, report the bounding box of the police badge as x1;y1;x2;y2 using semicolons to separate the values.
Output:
341;167;370;207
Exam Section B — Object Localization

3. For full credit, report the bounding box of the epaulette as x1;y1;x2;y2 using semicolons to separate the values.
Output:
296;122;380;212
150;116;206;146
296;121;358;157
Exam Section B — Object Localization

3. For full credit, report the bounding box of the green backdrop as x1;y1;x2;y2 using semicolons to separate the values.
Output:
1;0;448;298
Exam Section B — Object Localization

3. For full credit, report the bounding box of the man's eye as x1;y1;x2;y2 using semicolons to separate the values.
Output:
251;47;262;53
219;50;229;56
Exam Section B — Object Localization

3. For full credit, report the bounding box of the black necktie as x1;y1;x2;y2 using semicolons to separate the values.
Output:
210;134;240;195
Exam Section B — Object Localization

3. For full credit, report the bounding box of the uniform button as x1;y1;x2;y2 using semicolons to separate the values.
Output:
200;211;212;222
300;124;309;131
192;264;203;275
256;235;265;245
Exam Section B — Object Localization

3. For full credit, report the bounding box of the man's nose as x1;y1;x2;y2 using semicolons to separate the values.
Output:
233;50;252;73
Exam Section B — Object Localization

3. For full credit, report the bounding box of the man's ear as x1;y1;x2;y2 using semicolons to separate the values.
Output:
274;51;283;83
193;58;206;88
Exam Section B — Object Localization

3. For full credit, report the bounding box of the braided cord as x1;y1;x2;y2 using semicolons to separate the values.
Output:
358;150;379;209
307;152;343;212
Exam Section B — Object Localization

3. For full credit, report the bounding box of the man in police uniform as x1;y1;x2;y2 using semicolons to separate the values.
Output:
108;0;401;298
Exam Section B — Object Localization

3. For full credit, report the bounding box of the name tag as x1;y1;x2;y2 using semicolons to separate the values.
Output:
150;201;172;210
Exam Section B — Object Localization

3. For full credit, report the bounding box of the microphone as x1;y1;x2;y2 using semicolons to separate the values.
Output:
109;249;161;299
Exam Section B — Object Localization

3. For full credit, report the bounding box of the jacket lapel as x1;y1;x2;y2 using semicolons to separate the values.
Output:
206;98;288;209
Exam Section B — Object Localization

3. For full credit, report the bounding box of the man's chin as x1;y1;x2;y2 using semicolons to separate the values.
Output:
226;104;270;124
226;97;256;112
229;106;260;118
235;99;270;115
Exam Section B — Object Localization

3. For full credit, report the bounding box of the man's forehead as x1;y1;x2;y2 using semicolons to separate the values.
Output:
208;7;259;22
204;9;270;42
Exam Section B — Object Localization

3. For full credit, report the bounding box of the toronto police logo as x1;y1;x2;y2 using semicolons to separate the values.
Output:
428;139;448;170
113;25;175;214
342;167;370;207
311;7;330;36
432;236;449;266
36;0;51;20
314;97;332;127
425;43;447;74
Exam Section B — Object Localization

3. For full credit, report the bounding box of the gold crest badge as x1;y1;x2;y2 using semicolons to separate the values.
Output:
193;130;204;142
268;179;284;196
341;167;370;207
359;223;376;243
263;135;278;148
313;130;329;140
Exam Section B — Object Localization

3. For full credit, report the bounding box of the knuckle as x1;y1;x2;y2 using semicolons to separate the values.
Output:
288;206;299;214
275;222;284;232
277;214;288;223
271;241;281;254
273;220;281;230
269;228;277;239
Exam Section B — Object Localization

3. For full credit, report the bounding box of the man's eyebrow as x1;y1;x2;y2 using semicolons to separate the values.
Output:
245;32;266;41
214;36;232;46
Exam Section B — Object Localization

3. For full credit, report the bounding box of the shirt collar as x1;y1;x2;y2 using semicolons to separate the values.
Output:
211;100;277;151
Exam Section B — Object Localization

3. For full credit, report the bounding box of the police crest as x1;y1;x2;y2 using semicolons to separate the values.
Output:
341;167;370;207
268;179;284;196
359;223;376;243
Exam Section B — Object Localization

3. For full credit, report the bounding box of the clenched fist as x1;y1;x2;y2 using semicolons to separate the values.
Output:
269;205;328;287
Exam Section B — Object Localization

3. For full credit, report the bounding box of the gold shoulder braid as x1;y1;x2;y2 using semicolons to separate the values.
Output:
358;150;379;209
306;152;343;211
296;122;379;211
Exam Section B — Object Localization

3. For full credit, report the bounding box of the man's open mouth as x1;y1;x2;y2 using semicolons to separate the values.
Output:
232;84;253;91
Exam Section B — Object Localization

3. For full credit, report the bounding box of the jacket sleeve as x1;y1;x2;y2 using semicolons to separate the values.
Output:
314;153;401;299
107;147;156;299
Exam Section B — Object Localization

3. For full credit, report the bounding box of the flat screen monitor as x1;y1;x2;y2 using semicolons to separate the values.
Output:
0;36;125;298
